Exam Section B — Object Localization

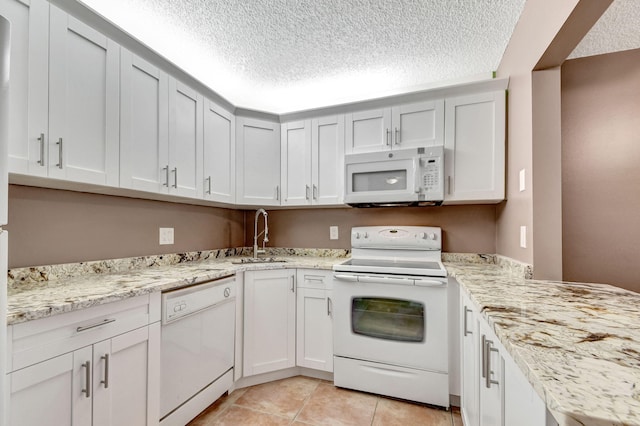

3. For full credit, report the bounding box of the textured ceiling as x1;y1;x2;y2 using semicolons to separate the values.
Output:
76;0;640;113
80;0;526;113
569;0;640;59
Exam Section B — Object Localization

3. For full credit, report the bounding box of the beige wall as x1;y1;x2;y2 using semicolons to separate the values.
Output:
6;185;245;268
561;48;640;293
496;0;610;279
245;205;498;254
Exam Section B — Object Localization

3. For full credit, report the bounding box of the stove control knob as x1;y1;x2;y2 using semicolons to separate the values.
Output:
363;232;369;238
354;232;361;239
428;233;437;240
418;232;427;239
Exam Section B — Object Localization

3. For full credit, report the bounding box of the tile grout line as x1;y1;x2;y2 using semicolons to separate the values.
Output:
370;396;381;426
290;378;323;425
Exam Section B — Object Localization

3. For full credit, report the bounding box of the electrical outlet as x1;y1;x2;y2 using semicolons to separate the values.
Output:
329;226;339;240
519;169;526;192
520;226;527;249
159;227;174;245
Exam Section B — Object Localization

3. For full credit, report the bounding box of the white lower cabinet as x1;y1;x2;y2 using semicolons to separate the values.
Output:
7;294;160;426
460;287;549;426
296;270;333;372
243;269;297;376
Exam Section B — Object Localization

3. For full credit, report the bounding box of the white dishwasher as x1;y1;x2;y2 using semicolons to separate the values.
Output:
160;275;236;426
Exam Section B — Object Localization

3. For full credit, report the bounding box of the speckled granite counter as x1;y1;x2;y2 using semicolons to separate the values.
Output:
7;250;639;425
7;248;346;325
447;262;640;426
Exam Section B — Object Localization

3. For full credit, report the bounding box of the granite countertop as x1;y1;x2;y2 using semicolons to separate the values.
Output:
6;250;639;425
447;262;640;426
7;251;342;325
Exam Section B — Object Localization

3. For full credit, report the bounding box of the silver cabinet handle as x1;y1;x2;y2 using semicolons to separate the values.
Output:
327;297;332;316
485;339;500;388
290;275;295;293
394;127;399;145
37;133;45;166
306;185;310;200
481;334;487;379
386;129;391;146
163;166;169;187
76;318;116;333
276;185;280;201
172;167;178;188
463;307;472;336
82;361;91;398
56;138;63;169
101;354;110;389
312;185;318;200
206;176;212;194
447;176;452;195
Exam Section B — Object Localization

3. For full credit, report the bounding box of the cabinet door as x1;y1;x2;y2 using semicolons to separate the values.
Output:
391;100;444;148
203;99;235;203
460;292;480;426
444;91;506;204
48;6;119;186
120;50;169;193
296;287;333;372
345;108;391;154
236;117;281;206
2;0;49;176
312;115;345;205
9;347;92;426
243;269;296;376
168;78;203;198
281;120;312;206
93;326;156;426
503;352;546;426
479;320;505;426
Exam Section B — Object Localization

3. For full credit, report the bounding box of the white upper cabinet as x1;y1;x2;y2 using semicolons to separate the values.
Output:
281;115;345;207
203;99;235;203
48;6;120;186
236;117;281;206
312;115;345;205
345;100;444;154
444;91;506;204
168;78;204;198
2;0;49;176
120;50;169;193
281;120;312;206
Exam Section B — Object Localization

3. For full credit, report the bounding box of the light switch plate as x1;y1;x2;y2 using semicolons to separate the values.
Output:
159;227;174;245
329;226;339;240
519;169;526;192
520;226;527;248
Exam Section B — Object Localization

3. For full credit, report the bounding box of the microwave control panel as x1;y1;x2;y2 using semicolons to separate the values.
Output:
420;150;444;199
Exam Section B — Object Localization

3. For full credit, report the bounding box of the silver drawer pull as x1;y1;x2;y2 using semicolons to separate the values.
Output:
76;318;116;333
163;165;169;187
327;297;332;316
172;167;178;188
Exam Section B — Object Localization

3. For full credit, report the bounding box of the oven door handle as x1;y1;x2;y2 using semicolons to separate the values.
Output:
357;276;415;286
333;274;359;282
414;279;447;287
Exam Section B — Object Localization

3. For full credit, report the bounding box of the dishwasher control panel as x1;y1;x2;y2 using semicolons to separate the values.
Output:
161;276;236;324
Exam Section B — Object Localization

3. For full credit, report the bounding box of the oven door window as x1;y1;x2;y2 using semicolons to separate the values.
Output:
351;297;425;342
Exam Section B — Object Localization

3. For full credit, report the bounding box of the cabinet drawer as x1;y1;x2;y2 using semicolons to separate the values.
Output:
296;269;333;290
8;294;158;372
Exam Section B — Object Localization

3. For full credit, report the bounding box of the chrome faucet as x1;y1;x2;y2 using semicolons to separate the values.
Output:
253;208;269;258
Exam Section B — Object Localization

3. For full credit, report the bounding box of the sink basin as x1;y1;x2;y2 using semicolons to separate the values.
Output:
231;257;287;264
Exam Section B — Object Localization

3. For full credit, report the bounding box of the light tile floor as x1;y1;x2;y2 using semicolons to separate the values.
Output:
188;376;463;426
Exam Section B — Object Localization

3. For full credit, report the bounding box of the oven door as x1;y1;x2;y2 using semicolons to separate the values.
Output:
344;155;419;204
333;273;448;373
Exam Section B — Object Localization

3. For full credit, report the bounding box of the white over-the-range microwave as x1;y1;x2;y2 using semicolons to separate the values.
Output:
344;146;444;207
